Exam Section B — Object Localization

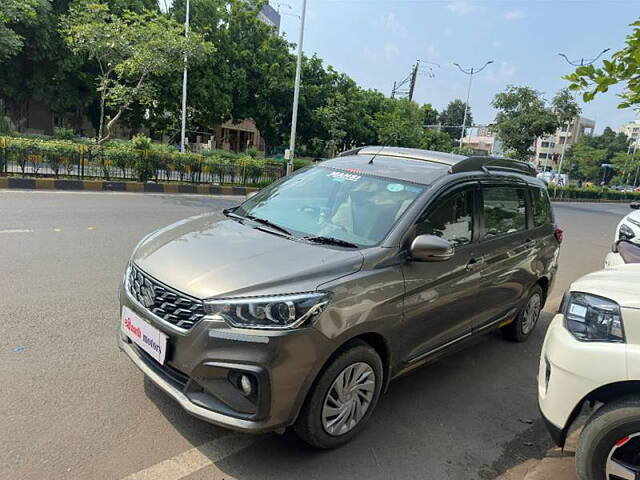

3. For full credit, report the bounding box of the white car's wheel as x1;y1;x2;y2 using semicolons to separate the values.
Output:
576;397;640;480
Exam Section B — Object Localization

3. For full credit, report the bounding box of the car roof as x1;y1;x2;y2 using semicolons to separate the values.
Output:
324;146;541;186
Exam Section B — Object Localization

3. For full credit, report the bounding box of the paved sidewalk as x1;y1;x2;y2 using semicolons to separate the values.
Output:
498;430;580;480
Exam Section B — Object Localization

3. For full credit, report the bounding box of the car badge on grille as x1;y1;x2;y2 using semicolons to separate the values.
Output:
140;282;156;309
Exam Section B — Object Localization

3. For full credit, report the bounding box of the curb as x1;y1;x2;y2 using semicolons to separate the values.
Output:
0;177;258;196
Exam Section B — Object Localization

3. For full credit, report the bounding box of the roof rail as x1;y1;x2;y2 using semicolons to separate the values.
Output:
450;156;536;177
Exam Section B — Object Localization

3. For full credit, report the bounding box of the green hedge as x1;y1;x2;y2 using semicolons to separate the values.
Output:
0;136;288;185
551;185;640;201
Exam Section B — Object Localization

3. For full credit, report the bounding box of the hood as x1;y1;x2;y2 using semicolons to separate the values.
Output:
133;213;364;299
570;264;640;309
626;209;640;224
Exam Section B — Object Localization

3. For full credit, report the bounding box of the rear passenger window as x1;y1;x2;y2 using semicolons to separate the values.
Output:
416;190;474;246
482;187;526;237
530;188;552;227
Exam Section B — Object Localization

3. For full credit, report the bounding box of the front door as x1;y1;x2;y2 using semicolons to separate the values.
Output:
401;183;484;363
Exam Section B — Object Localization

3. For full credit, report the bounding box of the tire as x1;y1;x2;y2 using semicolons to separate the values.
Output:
293;340;383;449
501;284;543;342
576;396;640;480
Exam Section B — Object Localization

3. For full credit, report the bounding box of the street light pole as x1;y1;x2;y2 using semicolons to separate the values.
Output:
453;60;493;148
556;48;610;185
179;0;190;153
286;0;307;176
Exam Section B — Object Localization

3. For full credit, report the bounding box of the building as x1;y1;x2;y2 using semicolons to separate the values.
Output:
460;134;504;156
615;119;640;146
259;3;281;30
533;116;596;170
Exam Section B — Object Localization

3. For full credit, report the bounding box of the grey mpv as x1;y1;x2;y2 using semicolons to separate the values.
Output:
118;146;561;448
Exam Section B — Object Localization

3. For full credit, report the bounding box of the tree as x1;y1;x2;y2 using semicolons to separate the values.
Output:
565;19;640;108
491;86;559;161
438;99;472;141
373;99;425;148
61;1;213;143
552;88;581;126
313;94;347;157
0;0;49;63
564;143;608;182
420;104;439;128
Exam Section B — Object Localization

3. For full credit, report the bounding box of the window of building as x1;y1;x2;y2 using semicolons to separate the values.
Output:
416;190;474;246
482;187;527;237
541;141;549;148
538;153;548;159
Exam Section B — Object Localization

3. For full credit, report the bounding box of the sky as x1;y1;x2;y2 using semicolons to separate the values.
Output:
277;0;640;133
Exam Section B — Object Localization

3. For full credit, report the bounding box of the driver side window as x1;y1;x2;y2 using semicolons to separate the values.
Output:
415;189;475;246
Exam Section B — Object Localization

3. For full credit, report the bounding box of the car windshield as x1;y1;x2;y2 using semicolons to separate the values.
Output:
234;166;425;247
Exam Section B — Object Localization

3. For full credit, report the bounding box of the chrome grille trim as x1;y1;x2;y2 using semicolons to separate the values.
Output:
127;263;205;331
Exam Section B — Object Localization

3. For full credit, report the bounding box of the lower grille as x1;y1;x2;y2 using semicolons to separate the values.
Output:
127;263;206;330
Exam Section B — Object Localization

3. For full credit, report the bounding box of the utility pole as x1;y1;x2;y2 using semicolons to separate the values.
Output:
556;48;610;186
408;61;419;101
453;60;493;148
286;0;307;176
391;81;396;99
179;0;190;153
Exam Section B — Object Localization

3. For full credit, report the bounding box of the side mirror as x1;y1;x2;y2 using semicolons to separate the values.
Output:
410;234;454;262
246;191;258;200
630;202;640;210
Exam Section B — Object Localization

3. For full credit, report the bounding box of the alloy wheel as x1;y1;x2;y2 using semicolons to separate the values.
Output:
321;362;375;436
606;433;640;480
521;293;542;335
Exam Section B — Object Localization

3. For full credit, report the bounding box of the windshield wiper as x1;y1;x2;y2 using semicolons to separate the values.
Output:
303;236;359;248
223;208;245;221
244;215;292;236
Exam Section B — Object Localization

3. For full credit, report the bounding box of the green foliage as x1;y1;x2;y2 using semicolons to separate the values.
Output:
438;99;472;141
552;185;640;201
551;88;581;124
564;127;635;183
0;0;49;62
491;86;559;161
565;19;640;108
61;1;214;143
53;127;75;140
373;99;426;148
0;135;284;185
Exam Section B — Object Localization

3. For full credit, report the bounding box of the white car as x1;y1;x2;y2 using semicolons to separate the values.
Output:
614;203;640;244
605;240;640;269
538;264;640;480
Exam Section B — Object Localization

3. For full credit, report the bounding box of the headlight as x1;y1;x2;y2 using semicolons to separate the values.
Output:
203;292;330;330
619;223;635;240
564;292;625;343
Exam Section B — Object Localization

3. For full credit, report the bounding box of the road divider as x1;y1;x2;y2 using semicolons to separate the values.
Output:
0;177;258;196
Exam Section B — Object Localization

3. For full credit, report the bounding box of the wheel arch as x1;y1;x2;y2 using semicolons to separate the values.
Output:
289;331;392;427
558;380;640;448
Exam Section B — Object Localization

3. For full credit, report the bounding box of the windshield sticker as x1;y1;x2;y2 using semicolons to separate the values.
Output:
387;183;404;193
328;171;361;182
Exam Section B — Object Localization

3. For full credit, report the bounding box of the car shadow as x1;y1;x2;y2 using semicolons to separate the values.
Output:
144;311;556;480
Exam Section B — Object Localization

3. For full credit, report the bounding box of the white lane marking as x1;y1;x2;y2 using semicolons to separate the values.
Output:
0;229;33;234
121;433;257;480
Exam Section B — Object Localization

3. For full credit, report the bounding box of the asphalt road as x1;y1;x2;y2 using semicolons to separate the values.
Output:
0;191;632;480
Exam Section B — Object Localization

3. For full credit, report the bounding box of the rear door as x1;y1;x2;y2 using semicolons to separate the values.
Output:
401;182;484;362
471;182;538;331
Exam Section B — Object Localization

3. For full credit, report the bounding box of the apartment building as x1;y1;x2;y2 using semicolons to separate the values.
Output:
534;116;596;169
616;119;640;147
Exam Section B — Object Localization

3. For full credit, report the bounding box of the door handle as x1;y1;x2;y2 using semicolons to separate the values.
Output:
524;239;537;249
466;257;485;270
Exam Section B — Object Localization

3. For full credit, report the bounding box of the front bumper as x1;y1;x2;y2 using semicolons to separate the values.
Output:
118;283;332;433
538;313;628;446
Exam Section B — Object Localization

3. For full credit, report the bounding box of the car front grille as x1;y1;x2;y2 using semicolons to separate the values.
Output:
127;263;206;330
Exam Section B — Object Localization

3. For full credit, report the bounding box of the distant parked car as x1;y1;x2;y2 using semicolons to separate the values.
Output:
614;203;640;245
538;265;640;480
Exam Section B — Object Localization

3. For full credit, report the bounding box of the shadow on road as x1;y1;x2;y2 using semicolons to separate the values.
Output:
143;312;556;480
